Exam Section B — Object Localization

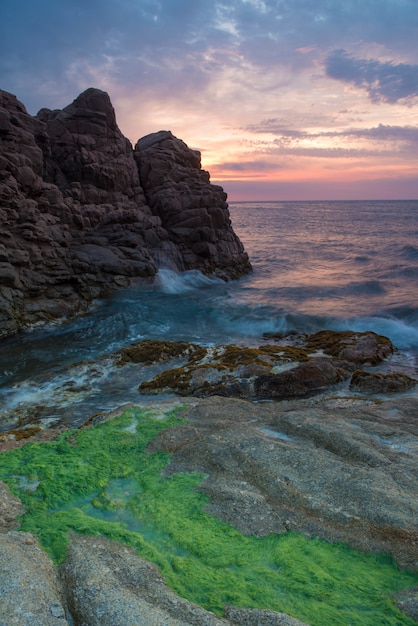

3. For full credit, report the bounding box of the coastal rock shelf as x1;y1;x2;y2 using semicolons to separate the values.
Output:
0;404;416;625
0;87;251;337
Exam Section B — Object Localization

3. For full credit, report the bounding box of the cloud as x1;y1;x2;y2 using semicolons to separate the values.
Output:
246;118;418;144
211;160;278;172
2;0;418;117
241;120;418;160
325;50;418;103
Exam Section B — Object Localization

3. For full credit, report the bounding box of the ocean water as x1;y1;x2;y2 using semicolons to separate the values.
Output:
1;200;418;425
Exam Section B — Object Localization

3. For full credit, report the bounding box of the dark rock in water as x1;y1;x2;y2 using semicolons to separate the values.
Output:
350;369;418;394
0;88;251;337
305;330;394;364
135;332;395;399
253;357;348;398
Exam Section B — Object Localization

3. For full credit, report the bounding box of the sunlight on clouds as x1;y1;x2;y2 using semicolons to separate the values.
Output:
3;0;417;199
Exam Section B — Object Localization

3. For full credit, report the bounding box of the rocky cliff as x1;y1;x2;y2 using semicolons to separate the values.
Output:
0;88;251;337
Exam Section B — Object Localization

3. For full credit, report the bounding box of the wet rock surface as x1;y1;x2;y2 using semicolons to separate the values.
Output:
350;369;418;394
0;329;416;624
150;394;418;571
0;88;251;337
1;330;414;445
0;504;309;626
134;331;411;400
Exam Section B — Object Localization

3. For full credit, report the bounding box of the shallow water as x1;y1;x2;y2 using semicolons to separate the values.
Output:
1;200;418;427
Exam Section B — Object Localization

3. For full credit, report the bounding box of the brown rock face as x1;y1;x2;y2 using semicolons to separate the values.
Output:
0;88;251;337
134;130;252;279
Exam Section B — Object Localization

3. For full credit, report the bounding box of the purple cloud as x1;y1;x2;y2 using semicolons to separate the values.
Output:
325;50;418;103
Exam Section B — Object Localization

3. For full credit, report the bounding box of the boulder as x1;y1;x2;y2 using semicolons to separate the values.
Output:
0;88;251;337
253;358;348;398
305;330;393;364
62;534;229;626
350;369;418;394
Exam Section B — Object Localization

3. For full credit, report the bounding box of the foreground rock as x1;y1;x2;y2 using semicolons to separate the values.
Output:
0;517;307;626
0;383;417;623
0;531;68;625
150;394;418;571
63;535;308;626
62;534;229;626
0;88;251;337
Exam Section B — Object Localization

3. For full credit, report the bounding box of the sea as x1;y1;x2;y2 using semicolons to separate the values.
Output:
1;200;418;428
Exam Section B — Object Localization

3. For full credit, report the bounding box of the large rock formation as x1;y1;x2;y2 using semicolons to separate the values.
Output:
134;130;250;277
0;88;251;337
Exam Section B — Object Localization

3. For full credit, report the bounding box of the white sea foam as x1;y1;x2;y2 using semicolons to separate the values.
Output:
333;316;418;349
156;269;223;294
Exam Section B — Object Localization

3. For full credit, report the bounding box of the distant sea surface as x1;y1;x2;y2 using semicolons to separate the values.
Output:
1;200;418;423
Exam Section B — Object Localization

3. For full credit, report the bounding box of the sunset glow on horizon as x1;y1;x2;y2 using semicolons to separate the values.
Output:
1;1;417;201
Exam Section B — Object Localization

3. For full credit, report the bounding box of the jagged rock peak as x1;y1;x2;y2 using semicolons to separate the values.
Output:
0;87;251;337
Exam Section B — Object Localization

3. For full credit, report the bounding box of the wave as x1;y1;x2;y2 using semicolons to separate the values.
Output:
400;244;418;260
156;269;224;294
332;316;418;350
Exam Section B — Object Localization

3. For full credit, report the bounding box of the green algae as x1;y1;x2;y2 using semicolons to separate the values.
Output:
0;406;416;626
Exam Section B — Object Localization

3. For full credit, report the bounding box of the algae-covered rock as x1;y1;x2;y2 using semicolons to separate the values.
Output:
350;369;418;394
253;358;348;398
153;395;418;571
0;403;416;625
137;332;396;399
62;534;229;626
305;330;394;364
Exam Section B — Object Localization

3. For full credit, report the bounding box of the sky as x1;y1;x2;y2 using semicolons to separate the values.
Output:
1;0;418;201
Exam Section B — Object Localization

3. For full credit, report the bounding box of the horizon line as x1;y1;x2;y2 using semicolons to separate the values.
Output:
228;198;418;203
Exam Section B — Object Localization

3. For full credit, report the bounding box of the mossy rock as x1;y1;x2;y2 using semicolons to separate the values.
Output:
2;426;42;441
306;330;394;363
116;339;207;366
138;343;311;396
350;370;418;394
140;365;194;394
216;344;310;369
